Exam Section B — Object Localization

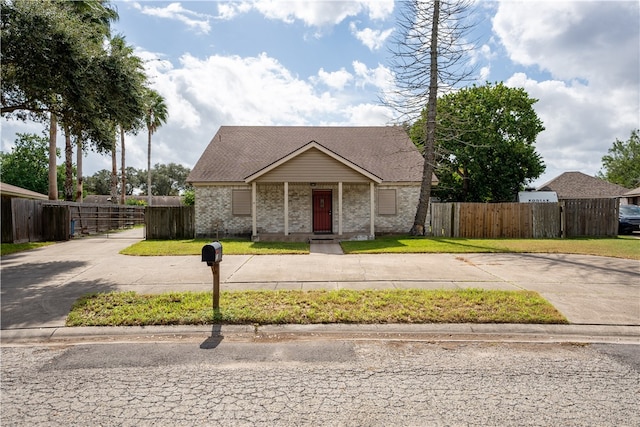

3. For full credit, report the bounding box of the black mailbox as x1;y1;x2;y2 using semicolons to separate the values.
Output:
202;242;223;265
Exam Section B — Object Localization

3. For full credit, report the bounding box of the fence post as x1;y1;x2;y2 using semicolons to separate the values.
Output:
560;201;566;238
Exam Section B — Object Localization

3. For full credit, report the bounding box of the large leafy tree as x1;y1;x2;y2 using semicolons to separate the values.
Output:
84;164;189;197
0;133;54;194
84;166;144;196
1;0;103;199
84;169;113;196
412;82;546;202
1;0;147;201
143;89;169;205
598;129;640;189
388;0;477;234
149;163;192;196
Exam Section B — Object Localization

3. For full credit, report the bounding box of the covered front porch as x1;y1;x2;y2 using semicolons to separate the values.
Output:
248;181;378;242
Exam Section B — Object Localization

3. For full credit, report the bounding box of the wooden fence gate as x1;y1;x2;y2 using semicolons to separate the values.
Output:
1;198;145;243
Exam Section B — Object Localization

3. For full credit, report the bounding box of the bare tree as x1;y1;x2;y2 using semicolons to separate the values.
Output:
387;0;478;235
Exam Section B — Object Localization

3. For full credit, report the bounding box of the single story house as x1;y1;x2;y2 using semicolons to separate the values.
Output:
537;171;630;200
1;182;49;243
623;187;640;205
0;182;49;201
187;126;432;241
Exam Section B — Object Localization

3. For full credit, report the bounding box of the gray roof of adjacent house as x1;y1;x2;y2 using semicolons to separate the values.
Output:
0;182;48;200
537;171;630;199
624;187;640;197
187;126;426;183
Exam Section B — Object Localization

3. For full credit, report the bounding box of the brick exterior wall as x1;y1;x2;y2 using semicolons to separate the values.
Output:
375;185;420;234
195;183;419;238
194;185;252;237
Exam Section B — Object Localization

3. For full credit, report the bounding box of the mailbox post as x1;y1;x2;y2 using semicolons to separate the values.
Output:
201;242;223;310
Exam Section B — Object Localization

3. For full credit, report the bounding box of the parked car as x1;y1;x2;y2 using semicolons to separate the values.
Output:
618;204;640;235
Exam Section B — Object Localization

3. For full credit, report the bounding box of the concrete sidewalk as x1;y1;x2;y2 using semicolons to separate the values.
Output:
1;228;639;336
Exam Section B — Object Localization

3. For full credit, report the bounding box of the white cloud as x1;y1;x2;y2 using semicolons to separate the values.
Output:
478;66;490;82
506;72;637;186
133;2;212;33
352;60;394;91
314;68;353;90
106;51;396;174
343;103;394;125
362;0;395;21
216;0;394;28
493;1;640;185
349;22;394;51
215;1;253;20
252;0;364;27
493;1;639;86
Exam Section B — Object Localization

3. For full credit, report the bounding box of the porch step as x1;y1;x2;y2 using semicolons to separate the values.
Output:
255;232;367;242
309;237;338;244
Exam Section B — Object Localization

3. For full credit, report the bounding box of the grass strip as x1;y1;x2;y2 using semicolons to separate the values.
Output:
1;242;55;257
341;236;640;260
66;289;568;327
119;239;309;255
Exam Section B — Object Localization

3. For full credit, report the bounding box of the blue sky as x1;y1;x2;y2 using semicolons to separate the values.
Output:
2;0;639;188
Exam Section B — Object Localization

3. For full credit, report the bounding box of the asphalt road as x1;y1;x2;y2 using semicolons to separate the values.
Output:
2;339;639;426
2;229;639;426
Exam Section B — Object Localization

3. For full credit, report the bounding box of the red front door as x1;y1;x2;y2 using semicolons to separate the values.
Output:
312;190;332;234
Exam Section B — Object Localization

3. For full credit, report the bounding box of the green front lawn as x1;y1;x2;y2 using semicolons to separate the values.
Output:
341;236;640;260
119;238;309;255
66;289;567;327
119;235;639;259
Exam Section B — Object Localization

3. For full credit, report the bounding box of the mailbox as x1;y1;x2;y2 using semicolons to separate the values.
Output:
202;242;223;265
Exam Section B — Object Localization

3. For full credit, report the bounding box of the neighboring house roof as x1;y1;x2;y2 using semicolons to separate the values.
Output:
188;126;427;184
0;182;48;200
537;171;629;199
624;187;640;197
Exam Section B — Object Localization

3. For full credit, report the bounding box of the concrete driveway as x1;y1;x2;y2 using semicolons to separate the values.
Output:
1;228;638;329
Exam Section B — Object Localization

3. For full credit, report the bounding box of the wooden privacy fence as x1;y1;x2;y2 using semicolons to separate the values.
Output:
1;198;145;243
145;206;195;240
428;199;618;238
2;198;618;243
562;199;619;237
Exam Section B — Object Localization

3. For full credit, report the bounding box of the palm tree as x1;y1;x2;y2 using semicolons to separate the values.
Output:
144;89;168;205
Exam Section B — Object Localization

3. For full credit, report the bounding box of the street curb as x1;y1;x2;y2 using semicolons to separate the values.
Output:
2;323;639;345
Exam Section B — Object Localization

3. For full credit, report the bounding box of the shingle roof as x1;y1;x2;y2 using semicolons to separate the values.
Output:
0;182;48;200
537;171;629;199
624;186;640;197
187;126;425;183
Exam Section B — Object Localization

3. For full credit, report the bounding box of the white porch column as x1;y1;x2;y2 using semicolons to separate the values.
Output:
370;182;375;238
284;181;289;236
252;181;257;238
338;182;343;236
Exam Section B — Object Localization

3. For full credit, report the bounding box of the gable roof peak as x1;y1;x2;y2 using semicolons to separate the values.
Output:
188;125;424;183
